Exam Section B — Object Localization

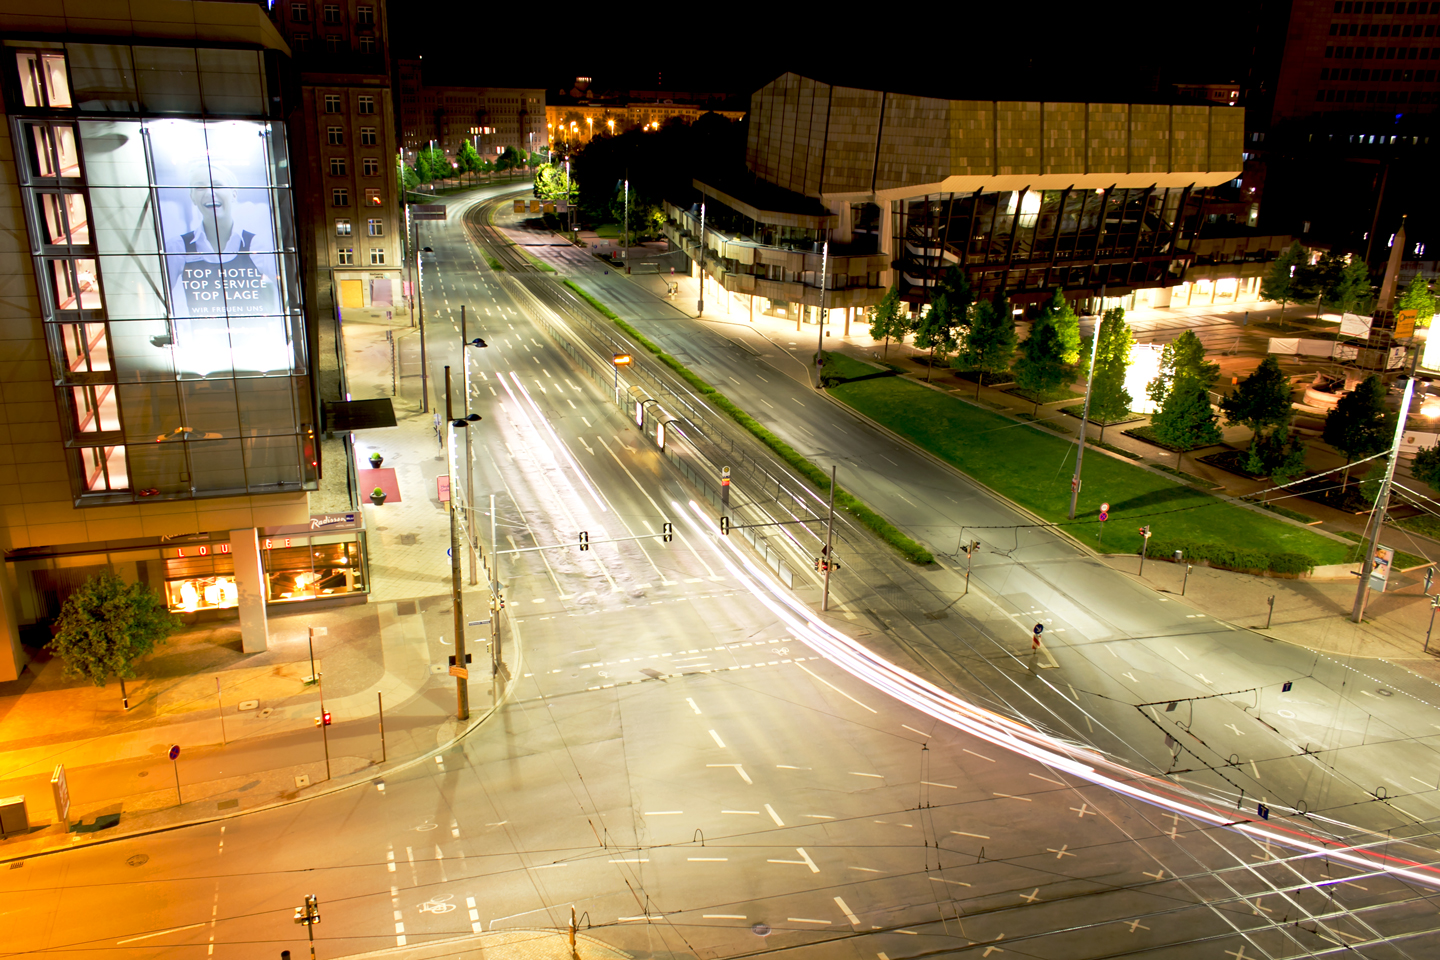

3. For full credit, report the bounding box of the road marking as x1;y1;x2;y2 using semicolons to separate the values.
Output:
708;764;752;784
759;398;774;408
581;417;592;426
1019;889;1041;903
851;772;884;779
952;830;990;839
921;781;956;789
116;924;207;945
790;396;806;406
994;793;1032;801
834;897;861;926
1122;672;1138;683
703;914;746;919
1030;773;1064;786
686;698;702;714
722;810;760;815
644;811;683;815
1174;647;1190;661
609;858;649;863
765;803;785;826
1250;759;1260;779
1048;845;1076;859
849;866;882;873
768;848;819;872
688;857;728;861
619;916;664;922
1196;673;1213;685
709;729;726;748
929;876;971;887
804;814;835;819
1071;804;1095;818
902;724;930;737
1125;919;1150;932
1225;723;1245;736
794;660;876;712
787;917;830;924
963;748;995;762
756;374;768;382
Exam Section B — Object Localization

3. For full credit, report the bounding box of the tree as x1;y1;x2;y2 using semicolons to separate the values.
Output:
47;572;179;706
1221;354;1295;467
953;291;1017;396
416;146;451;184
1260;241;1307;320
1149;379;1223;468
1328;257;1374;316
1015;308;1072;414
1412;443;1440;491
456;140;483;179
398;162;419;194
1037;290;1082;364
1250;426;1308;483
1147;330;1219;409
869;285;906;358
533;162;576;204
1398;275;1437;328
496;146;523;171
1322;375;1395;484
913;267;971;382
1293;252;1340;318
1086;306;1134;441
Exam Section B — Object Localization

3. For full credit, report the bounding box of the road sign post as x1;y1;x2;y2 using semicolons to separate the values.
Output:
1427;595;1440;653
168;744;181;804
1098;502;1109;544
1138;525;1152;576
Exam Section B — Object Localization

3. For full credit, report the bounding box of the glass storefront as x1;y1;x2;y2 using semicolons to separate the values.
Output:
260;534;363;602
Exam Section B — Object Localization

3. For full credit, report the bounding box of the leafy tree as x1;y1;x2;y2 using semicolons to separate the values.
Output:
456;140;483;177
398;162;419;194
1260;241;1307;320
1147;330;1219;409
1398;275;1436;328
1293;252;1340;318
869;285;907;358
533;162;576;204
608;187;664;246
913;268;971;381
496;146;523;171
1087;306;1134;441
1222;354;1295;467
47;572;180;706
953;291;1016;396
1247;426;1308;483
1149;380;1223;468
1322;375;1395;484
1036;290;1082;364
416;146;451;183
1015;308;1072;414
1411;443;1440;491
1328;257;1374;315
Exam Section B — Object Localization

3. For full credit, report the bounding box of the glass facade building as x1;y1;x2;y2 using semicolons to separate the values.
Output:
6;42;318;505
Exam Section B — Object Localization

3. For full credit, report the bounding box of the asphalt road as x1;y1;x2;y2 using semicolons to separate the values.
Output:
2;187;1437;960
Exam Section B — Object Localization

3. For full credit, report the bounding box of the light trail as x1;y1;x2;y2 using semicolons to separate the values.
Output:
504;371;608;513
675;498;1440;890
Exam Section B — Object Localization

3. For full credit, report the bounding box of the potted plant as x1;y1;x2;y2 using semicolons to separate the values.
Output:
370;486;386;505
368;451;384;468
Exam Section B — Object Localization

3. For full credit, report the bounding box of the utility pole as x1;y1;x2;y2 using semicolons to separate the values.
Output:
1069;285;1104;519
1352;350;1418;623
490;492;502;676
622;177;629;264
696;202;706;316
461;305;479;586
416;219;429;412
822;465;837;611
445;367;470;720
815;240;829;387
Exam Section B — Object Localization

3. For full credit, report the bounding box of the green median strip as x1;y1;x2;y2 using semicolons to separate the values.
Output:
821;352;1351;575
561;279;934;564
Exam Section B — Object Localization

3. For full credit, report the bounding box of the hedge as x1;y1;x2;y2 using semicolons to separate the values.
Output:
561;280;934;564
1148;538;1315;576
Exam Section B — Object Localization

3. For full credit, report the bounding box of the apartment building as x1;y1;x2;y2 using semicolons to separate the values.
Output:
396;59;544;161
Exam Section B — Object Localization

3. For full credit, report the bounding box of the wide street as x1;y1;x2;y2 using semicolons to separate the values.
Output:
2;184;1438;960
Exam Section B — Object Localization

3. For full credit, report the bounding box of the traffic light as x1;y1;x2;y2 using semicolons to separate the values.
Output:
579;531;589;551
662;522;673;542
493;593;505;611
314;711;331;727
719;516;729;536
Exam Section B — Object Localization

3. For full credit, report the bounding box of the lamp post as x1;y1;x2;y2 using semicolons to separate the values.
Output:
697;202;706;316
460;306;487;586
445;366;470;722
1068;284;1105;519
1352;348;1420;623
815;239;829;386
622;177;629;262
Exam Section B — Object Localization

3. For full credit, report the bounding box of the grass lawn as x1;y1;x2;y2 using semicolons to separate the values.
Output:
595;223;621;238
823;353;1352;568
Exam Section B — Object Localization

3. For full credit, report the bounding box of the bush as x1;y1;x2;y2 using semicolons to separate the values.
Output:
1149;538;1314;575
560;280;934;564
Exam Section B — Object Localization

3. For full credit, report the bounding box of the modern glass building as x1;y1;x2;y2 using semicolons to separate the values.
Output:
0;2;365;679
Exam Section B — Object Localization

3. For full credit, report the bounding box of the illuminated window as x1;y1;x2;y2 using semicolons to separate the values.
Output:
56;323;110;377
362;157;380;175
360;127;377;145
370;247;385;265
367;218;383;236
364;188;381;206
50;258;102;311
329;156;346;175
26;123;81;178
337;246;353;264
325;94;341;113
357;5;375;23
15;51;72;108
327;126;343;145
332;187;348;206
71;384;120;433
292;2;309;21
336;218;351;236
358;95;375;115
38;192;89;246
80;445;128;491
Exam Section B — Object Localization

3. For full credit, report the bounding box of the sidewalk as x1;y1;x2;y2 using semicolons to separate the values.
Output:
0;298;497;861
340;929;631;960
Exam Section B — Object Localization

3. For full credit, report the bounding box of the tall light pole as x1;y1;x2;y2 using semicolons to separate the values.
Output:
415;216;429;412
697;202;706;316
814;239;829;386
460;306;486;586
1068;284;1105;519
445;366;470;721
622;177;629;262
1352;349;1419;623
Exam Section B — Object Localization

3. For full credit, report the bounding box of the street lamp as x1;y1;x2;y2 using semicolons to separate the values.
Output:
444;366;472;721
585;117;593;140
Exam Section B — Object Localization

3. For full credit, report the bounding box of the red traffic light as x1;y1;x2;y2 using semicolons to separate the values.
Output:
315;712;332;726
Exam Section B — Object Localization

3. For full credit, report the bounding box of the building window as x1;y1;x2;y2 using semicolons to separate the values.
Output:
327;126;344;145
292;2;309;21
336;218;351;236
360;127;377;145
364;188;381;206
16;50;72;108
359;36;376;54
292;32;310;52
337;246;353;265
325;94;341;113
332;188;349;206
358;95;375;115
49;258;102;311
370;247;386;265
323;3;341;23
362;157;380;176
368;218;383;236
79;445;128;492
326;35;343;54
71;383;120;434
357;4;375;23
329;157;346;175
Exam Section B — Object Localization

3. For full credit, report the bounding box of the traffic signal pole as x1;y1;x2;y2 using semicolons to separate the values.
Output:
446;366;470;722
822;465;836;611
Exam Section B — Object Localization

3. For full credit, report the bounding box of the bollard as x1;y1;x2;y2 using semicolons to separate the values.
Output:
1182;564;1192;596
1266;595;1276;630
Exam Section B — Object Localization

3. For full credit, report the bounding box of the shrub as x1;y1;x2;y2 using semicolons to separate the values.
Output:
1150;538;1314;575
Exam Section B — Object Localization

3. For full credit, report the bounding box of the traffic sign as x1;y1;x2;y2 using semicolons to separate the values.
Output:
612;353;633;365
437;475;451;503
1100;502;1110;512
168;744;180;761
1098;510;1109;522
1033;623;1044;635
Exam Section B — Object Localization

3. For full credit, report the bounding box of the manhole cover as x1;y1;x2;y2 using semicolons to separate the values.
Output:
137;770;149;778
1377;689;1394;697
751;923;771;937
126;854;149;867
